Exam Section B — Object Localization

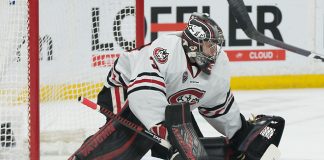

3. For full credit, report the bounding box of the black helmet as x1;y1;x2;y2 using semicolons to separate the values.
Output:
182;12;224;75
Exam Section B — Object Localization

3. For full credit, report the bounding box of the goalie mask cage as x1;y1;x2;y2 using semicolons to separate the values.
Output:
0;0;144;159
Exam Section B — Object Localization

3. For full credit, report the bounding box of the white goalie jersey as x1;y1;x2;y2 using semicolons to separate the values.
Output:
105;32;242;138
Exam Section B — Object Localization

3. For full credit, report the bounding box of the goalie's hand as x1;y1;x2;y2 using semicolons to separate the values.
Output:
150;123;183;160
150;122;168;140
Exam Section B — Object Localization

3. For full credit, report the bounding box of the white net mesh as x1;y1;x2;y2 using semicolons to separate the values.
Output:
0;0;138;159
0;0;29;159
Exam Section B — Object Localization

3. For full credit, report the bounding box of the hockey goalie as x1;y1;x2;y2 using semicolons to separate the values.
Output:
69;12;285;160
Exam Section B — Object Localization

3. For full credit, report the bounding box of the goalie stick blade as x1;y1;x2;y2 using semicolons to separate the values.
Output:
260;144;281;160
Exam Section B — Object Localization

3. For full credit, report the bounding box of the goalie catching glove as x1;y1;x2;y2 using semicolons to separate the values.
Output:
229;114;285;160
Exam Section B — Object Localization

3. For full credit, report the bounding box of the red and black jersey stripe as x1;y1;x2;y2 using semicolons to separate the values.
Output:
198;90;234;118
127;72;166;96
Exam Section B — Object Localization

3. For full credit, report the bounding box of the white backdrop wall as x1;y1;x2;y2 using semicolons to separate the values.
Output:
3;0;322;87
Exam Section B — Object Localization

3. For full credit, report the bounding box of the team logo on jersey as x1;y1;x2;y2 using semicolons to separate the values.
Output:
182;71;188;83
168;88;205;105
153;47;169;64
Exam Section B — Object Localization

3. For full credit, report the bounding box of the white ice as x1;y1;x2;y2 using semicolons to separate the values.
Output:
42;88;324;160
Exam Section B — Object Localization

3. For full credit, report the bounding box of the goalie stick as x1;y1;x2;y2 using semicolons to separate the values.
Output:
78;96;172;149
227;0;324;62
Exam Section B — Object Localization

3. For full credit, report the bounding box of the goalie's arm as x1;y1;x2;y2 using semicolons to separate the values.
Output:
198;90;242;139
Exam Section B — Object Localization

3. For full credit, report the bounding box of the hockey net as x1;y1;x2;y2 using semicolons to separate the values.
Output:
0;0;144;159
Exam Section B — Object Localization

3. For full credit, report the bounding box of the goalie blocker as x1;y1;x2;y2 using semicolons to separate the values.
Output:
165;103;209;160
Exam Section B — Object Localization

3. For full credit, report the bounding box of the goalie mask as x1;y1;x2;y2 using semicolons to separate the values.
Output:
182;13;225;75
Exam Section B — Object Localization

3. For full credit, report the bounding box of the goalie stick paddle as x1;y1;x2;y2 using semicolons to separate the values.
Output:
78;96;172;149
227;0;324;62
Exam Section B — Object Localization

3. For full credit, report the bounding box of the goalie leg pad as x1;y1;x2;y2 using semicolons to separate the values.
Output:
165;103;209;160
69;106;154;160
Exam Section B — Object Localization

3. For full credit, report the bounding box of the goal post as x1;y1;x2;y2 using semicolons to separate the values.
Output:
0;0;144;159
29;0;39;159
136;0;145;47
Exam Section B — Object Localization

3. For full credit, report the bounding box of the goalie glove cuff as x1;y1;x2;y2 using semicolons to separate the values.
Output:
230;114;251;151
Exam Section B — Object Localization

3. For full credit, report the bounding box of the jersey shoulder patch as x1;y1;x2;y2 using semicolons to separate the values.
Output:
152;47;170;64
150;34;182;64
